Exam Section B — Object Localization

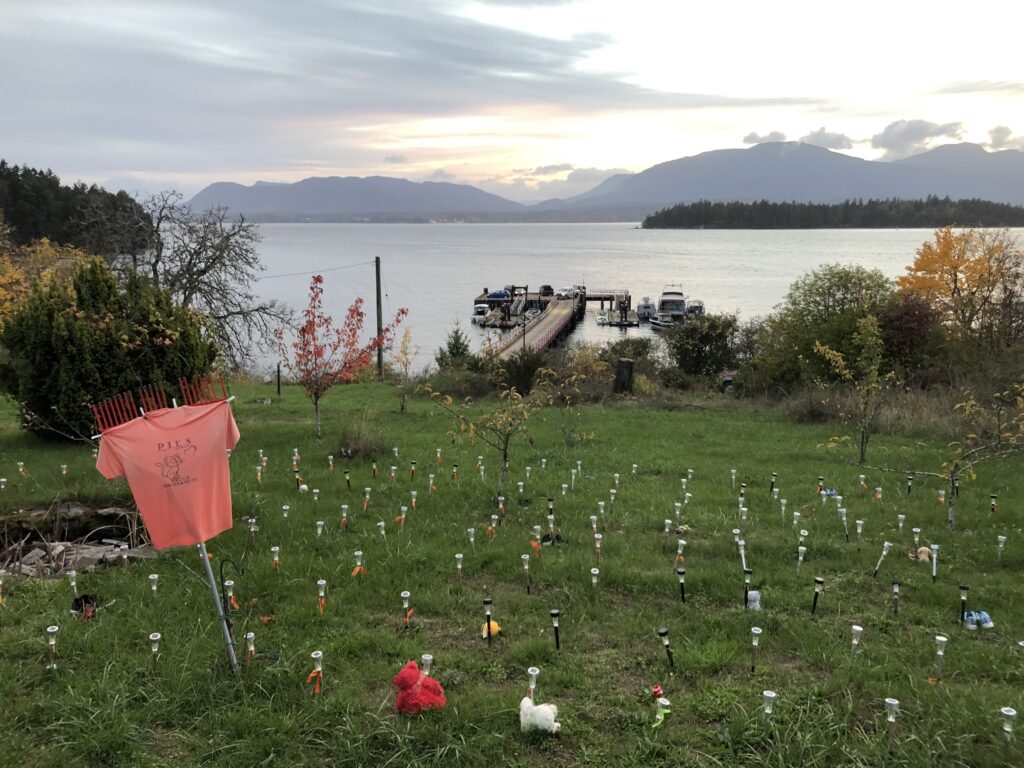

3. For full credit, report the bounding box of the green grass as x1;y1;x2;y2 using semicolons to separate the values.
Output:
1;382;1022;767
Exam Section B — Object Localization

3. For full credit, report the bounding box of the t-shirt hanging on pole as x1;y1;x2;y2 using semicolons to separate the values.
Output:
96;400;240;550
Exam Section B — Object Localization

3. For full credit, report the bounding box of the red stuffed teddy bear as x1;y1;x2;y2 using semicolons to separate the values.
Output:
393;661;447;714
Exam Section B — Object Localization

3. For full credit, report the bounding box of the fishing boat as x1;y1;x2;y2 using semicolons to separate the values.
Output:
595;310;610;325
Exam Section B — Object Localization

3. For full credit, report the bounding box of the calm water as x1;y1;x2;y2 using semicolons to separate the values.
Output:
252;224;1020;370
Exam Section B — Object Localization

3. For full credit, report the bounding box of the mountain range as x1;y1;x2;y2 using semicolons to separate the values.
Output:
188;142;1024;222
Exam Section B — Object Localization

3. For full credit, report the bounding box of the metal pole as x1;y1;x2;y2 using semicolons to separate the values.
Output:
197;542;240;676
375;256;384;379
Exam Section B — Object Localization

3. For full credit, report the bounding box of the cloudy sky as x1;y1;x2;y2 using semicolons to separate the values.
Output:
2;0;1022;202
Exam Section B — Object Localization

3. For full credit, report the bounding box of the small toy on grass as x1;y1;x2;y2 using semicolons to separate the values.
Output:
394;660;447;713
520;696;560;733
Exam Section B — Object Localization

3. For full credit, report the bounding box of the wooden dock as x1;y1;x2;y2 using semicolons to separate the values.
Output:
490;297;581;360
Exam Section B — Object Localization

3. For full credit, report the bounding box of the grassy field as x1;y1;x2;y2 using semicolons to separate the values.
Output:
0;381;1022;767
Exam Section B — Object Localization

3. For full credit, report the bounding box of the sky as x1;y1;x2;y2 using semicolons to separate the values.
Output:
2;0;1023;203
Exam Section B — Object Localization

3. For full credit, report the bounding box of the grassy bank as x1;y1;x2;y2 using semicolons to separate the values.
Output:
0;382;1022;767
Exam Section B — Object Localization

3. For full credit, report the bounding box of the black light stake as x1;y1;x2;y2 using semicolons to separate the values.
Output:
959;584;969;624
550;609;560;650
675;567;686;604
811;577;823;614
743;568;752;610
906;474;913;494
769;472;777;496
657;627;674;668
484;598;493;646
891;580;900;617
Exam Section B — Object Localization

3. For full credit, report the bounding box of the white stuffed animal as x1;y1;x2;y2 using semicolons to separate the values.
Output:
747;590;762;611
520;696;561;733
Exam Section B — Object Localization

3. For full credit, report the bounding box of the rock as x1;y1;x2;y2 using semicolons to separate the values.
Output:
58;502;87;520
96;507;132;518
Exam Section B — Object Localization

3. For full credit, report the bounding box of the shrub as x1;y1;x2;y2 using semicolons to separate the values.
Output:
0;260;217;438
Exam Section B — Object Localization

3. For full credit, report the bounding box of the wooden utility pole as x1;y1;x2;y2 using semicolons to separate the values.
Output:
375;256;384;379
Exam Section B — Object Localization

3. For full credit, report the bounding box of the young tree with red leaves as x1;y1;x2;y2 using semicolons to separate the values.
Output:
276;275;406;437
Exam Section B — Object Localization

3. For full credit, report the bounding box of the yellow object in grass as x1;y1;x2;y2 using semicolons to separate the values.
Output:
480;619;502;639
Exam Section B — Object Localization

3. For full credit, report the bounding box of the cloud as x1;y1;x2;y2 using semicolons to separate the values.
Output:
383;154;409;164
987;126;1024;151
938;80;1024;95
477;166;630;203
799;127;853;150
426;168;458;182
871;119;963;159
743;131;786;145
0;1;819;185
513;163;575;176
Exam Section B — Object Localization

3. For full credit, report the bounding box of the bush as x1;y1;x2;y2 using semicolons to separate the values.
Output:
0;260;217;438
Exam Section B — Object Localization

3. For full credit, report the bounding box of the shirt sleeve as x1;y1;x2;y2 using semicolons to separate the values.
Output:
95;435;125;479
225;402;241;450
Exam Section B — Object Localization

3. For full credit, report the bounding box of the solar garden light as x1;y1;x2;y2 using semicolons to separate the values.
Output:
527;666;540;700
873;541;892;577
798;529;808;546
411;491;417;510
856;519;864;549
906;474;913;495
315;520;325;537
816;476;825;494
665;519;674;535
731;468;737;488
912;527;921;548
594;533;603;561
547;514;555;539
772;487;780;503
762;690;777;722
17;461;25;477
483;598;494;645
340;505;348;531
518;481;524;498
891;579;901;617
733;528;741;548
838;508;849;542
66;570;77;597
937;489;945;506
590;515;598;532
451;463;458;480
352;550;364;576
480;465;486;480
328;454;334;472
401;590;411;614
255;465;262;483
740;482;747;503
991;494;998;513
60;463;68;477
834;494;843;508
149;573;159;597
522;554;531;593
141;631;160;671
455;553;463;578
812;577;823;614
541;458;547;470
313;579;326;615
632;463;638;477
599;500;606;519
897;514;905;532
1001;707;1017;744
260;455;267;470
770;472;778;496
614;472;620;488
561;483;568;496
819;489;827;505
743;568;752;609
244;632;256;664
363;488;371;512
684;491;692;506
309;650;324;695
571;468;577;489
997;535;1007;560
676;567;686;604
312;488;319;503
467;528;476;555
780;498;787;519
390;465;398;482
46;625;59;670
676;539;686;562
550;609;561;650
491;514;499;534
931;544;939;582
933;635;948;681
738;540;747;570
533;525;542;547
850;624;864;662
281;504;290;520
223;580;236;611
657;627;674;668
576;459;582;475
959;584;969;623
792;510;800;529
740;506;748;522
429;474;435;493
885;698;900;751
120;543;129;566
687;468;694;481
858;473;866;494
270;546;281;571
590;567;600;588
377;520;387;543
409;460;416;480
681;478;688;493
797;545;807;571
421;653;433;677
750;626;762;673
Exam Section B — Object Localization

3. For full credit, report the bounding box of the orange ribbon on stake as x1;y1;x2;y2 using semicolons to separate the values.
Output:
351;565;366;577
307;668;322;695
317;597;327;615
230;595;240;611
403;609;414;626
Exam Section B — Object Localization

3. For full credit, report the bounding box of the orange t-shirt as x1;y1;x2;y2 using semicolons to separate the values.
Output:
96;401;241;550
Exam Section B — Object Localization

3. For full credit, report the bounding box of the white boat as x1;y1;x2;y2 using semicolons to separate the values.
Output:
635;296;657;321
650;285;688;328
595;310;610;325
471;303;490;324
